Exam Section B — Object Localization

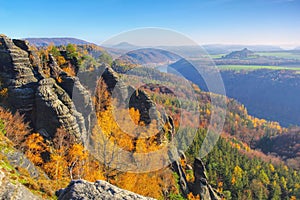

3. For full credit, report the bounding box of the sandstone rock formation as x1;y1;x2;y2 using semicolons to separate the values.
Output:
56;179;155;200
99;65;173;144
169;148;222;200
0;35;38;115
191;158;221;200
0;35;94;141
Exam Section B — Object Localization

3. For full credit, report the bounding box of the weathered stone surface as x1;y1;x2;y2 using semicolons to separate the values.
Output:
0;137;50;182
191;158;221;200
0;170;41;200
6;151;40;178
0;35;94;140
102;66;128;102
169;149;222;200
0;35;38;115
34;78;82;139
71;77;96;142
128;87;157;125
56;179;155;200
47;54;95;141
78;64;163;130
168;148;190;196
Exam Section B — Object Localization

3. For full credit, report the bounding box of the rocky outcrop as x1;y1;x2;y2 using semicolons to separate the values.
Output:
34;78;82;138
56;179;155;200
169;149;222;200
78;64;163;127
101;66;129;102
99;65;158;124
168;149;190;195
0;170;41;200
0;35;38;114
40;55;95;140
128;87;157;125
100;65;172;144
191;158;221;200
0;35;94;140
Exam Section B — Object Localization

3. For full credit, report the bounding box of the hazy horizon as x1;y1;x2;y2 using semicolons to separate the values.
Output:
19;36;299;50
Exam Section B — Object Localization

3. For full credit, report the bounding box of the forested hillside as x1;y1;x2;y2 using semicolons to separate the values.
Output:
0;35;299;199
170;59;300;127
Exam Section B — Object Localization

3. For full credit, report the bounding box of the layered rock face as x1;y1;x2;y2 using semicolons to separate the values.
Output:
0;35;38;114
56;180;155;200
0;35;94;140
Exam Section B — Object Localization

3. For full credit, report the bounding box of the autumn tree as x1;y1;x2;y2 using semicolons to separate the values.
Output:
0;107;30;148
117;169;177;199
67;143;88;179
90;124;126;182
24;133;49;166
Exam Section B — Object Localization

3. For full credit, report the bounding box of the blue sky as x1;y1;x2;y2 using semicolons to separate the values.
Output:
1;0;299;47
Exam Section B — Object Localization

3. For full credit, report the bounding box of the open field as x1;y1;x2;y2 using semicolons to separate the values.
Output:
256;52;300;59
207;52;300;60
217;65;300;71
208;54;226;59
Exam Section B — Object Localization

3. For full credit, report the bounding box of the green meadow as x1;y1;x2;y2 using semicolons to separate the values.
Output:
257;52;300;59
217;65;300;71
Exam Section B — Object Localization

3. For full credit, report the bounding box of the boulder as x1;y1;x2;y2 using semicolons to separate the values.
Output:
56;179;155;200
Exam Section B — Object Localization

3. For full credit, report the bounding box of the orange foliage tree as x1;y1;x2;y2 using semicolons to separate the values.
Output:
24;133;49;166
117;169;177;199
0;107;30;148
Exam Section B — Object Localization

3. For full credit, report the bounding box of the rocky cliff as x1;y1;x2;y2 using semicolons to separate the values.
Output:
0;35;94;141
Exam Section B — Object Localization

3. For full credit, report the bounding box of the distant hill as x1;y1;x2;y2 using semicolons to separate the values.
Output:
25;37;92;47
223;48;258;59
203;44;283;54
104;43;284;58
102;47;126;59
117;48;181;65
110;42;139;50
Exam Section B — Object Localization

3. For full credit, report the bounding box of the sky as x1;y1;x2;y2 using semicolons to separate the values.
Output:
1;0;300;47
